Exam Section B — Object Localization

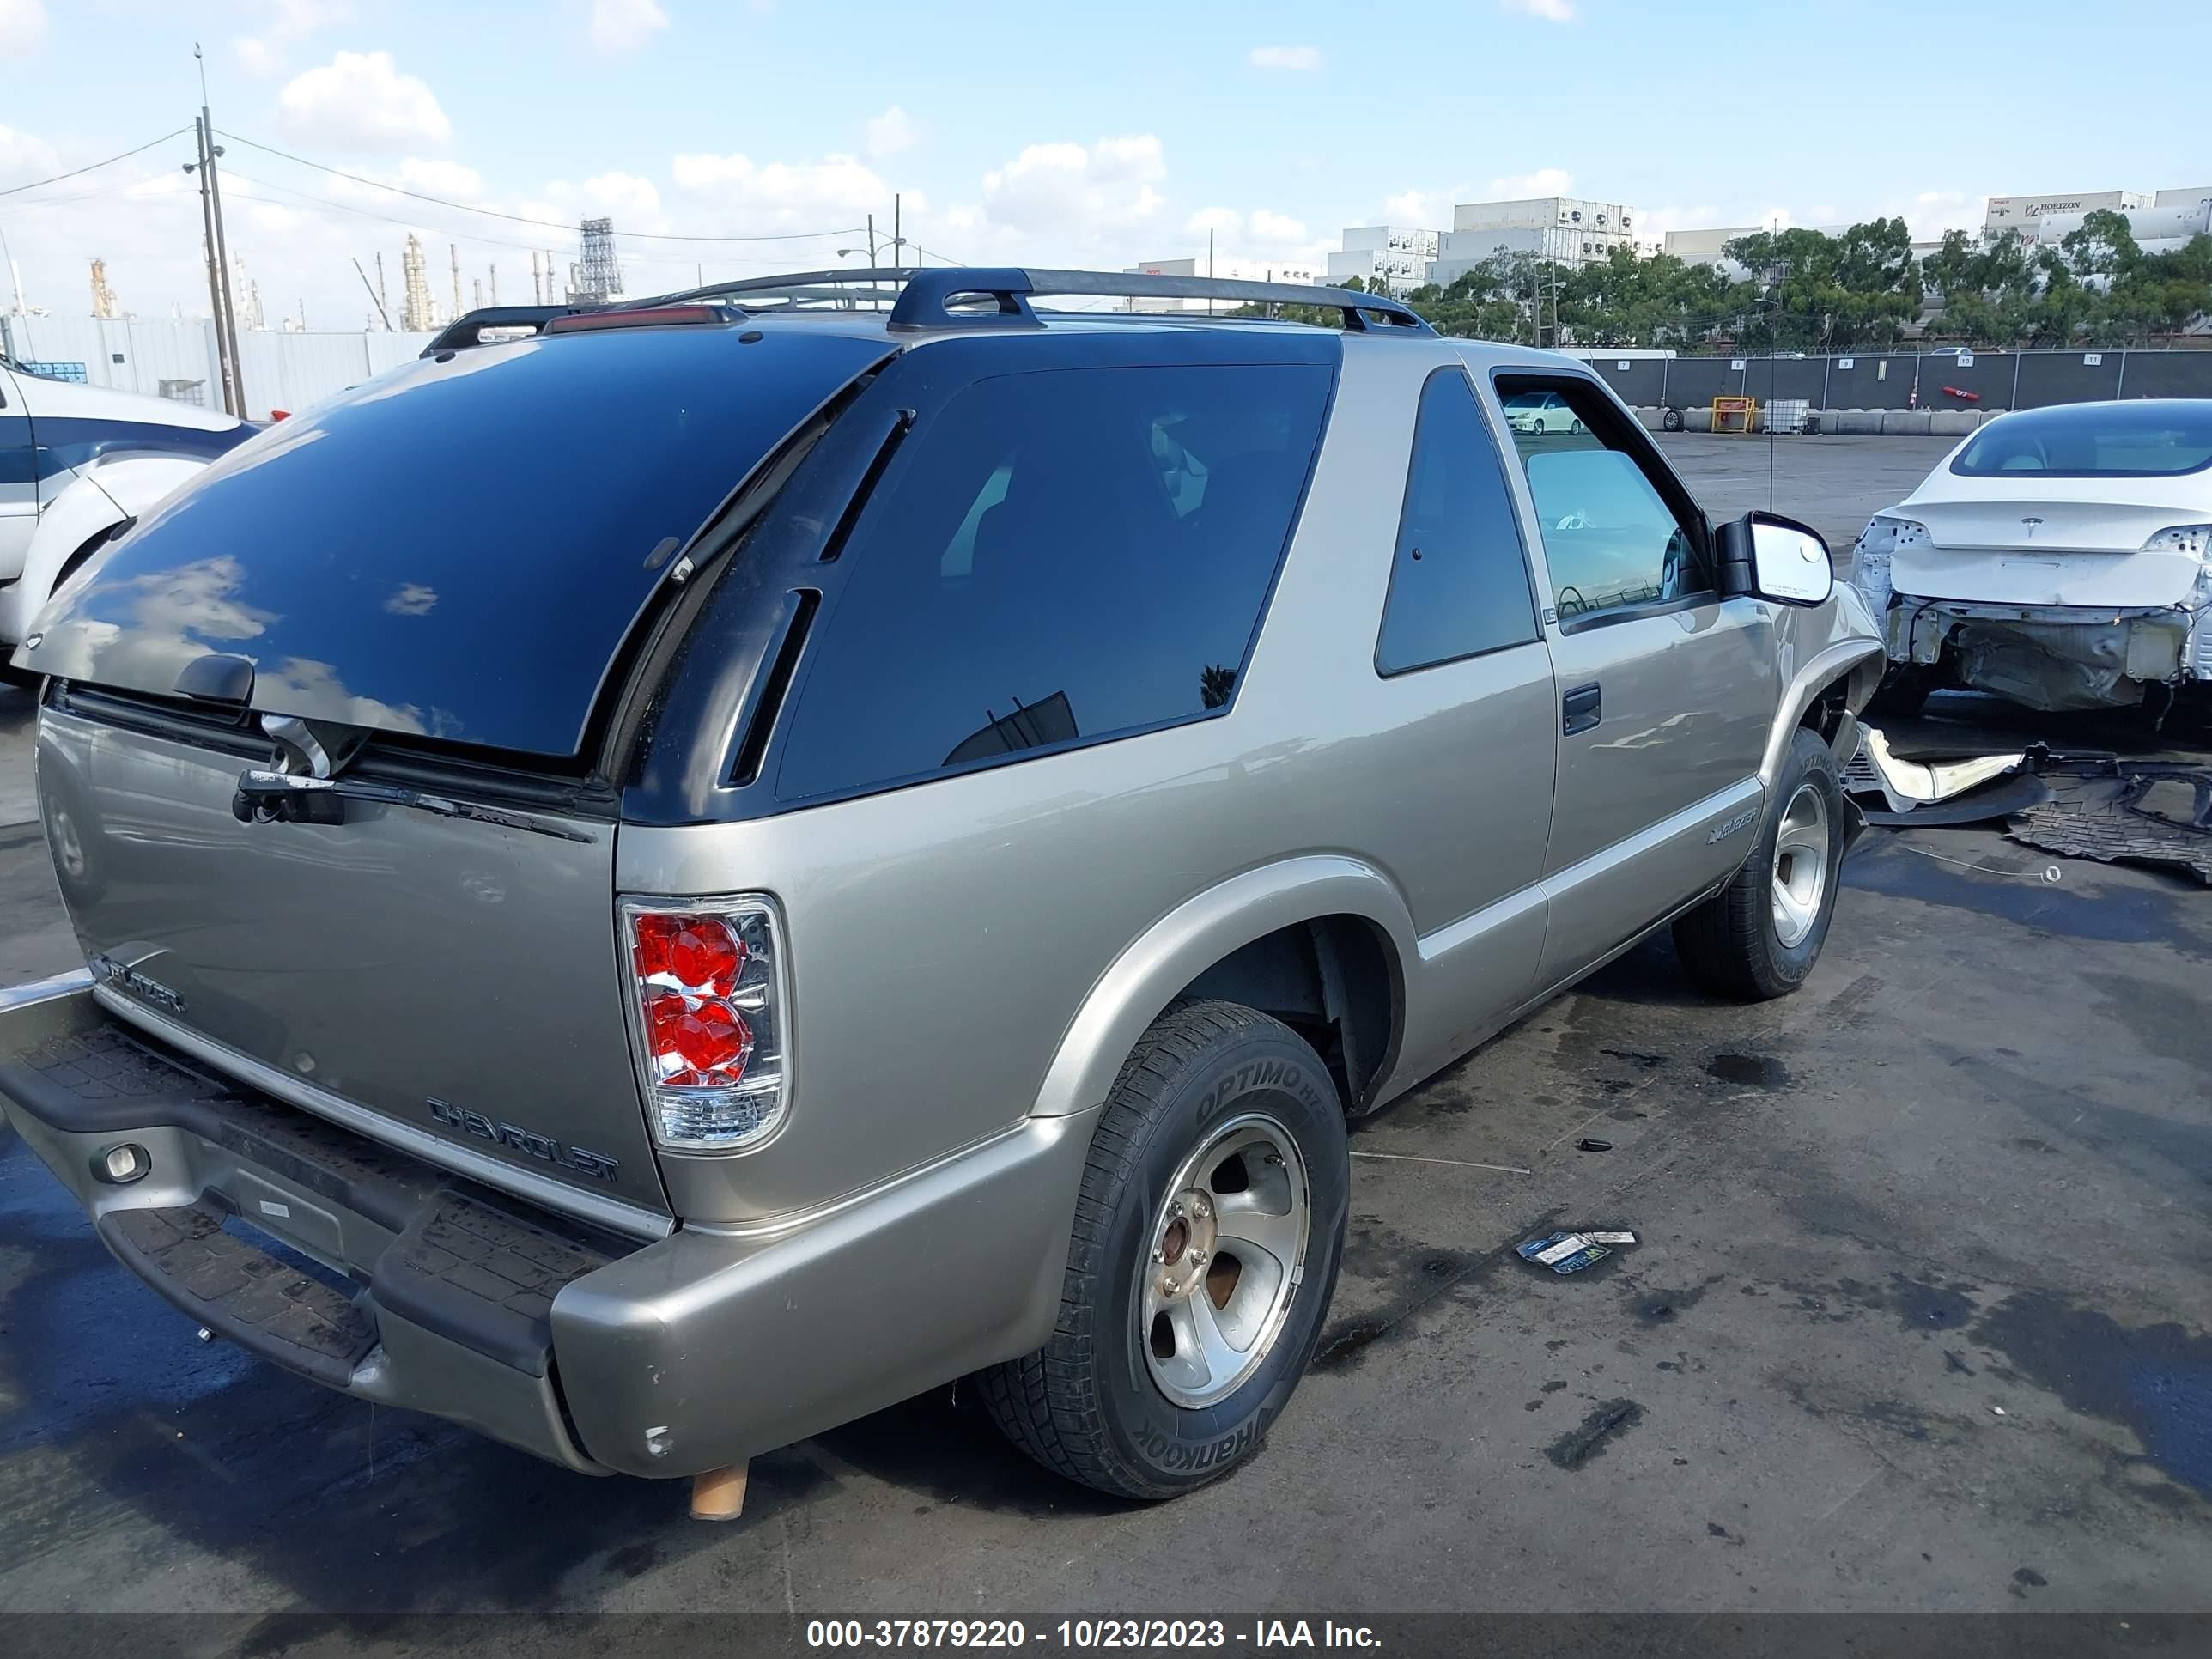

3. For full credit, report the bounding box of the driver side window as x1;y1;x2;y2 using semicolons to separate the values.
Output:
1496;375;1705;623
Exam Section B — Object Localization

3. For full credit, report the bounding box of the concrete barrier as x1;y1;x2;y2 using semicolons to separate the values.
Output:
1634;408;1666;431
1882;410;1935;436
1929;409;1981;436
1831;409;1884;435
1683;406;1712;433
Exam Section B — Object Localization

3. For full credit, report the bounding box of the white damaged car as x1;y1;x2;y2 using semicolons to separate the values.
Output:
1852;399;2212;715
2;357;252;683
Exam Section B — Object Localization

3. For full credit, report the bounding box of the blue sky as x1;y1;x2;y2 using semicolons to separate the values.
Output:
1;0;2203;328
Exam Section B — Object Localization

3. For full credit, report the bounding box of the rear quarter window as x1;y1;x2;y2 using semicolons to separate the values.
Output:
775;362;1332;801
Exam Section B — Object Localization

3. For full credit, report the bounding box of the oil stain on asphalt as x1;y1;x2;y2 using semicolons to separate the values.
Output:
1545;1399;1645;1470
1972;1291;2212;1501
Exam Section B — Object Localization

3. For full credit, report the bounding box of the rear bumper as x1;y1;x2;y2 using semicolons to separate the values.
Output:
0;974;1097;1479
1884;595;2205;709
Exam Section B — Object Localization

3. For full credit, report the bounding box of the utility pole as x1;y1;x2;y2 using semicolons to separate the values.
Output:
196;46;247;416
892;194;904;266
353;258;392;329
450;244;462;320
866;213;878;265
186;118;236;415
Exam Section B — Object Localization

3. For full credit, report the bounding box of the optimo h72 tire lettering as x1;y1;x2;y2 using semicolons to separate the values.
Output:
982;1000;1348;1499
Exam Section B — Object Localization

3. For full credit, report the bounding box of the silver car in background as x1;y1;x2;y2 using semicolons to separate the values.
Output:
1;268;1880;1510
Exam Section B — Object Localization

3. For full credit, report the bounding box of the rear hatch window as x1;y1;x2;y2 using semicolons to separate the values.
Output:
1951;401;2212;478
22;325;893;757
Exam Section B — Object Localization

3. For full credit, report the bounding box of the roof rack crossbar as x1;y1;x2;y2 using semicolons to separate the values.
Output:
885;268;1430;334
629;267;1431;335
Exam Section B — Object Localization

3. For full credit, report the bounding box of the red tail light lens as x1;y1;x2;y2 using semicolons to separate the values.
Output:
622;897;788;1152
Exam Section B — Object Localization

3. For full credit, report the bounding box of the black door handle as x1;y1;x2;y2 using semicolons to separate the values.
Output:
1562;682;1601;736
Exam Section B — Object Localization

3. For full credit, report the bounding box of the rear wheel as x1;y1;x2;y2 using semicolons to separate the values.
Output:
1674;727;1846;1000
982;1000;1348;1499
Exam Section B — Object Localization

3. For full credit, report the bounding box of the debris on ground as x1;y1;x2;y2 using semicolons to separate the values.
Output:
1517;1230;1636;1274
1577;1137;1613;1152
1845;727;2047;825
2005;769;2212;885
1847;728;2211;883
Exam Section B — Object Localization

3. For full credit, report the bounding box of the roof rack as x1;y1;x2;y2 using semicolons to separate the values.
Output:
420;305;595;356
635;267;1432;335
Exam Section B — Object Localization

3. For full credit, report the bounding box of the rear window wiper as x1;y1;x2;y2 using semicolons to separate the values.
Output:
231;769;592;842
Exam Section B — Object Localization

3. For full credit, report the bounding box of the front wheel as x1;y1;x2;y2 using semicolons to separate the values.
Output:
982;1000;1348;1499
1673;727;1847;1000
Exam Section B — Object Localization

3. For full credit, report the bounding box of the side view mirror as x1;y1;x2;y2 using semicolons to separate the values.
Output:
1718;511;1833;605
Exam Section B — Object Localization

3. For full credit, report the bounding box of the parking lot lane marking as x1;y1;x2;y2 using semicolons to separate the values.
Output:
1348;1150;1533;1176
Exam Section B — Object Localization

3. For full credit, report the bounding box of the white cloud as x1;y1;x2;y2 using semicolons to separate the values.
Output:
0;124;62;182
1185;206;1242;237
232;1;352;79
1248;209;1308;244
864;106;916;160
0;0;47;54
589;0;669;53
1502;0;1577;21
981;135;1164;238
670;150;886;233
1381;190;1435;227
278;51;452;151
1489;167;1574;198
394;156;483;198
1249;45;1322;70
234;38;283;76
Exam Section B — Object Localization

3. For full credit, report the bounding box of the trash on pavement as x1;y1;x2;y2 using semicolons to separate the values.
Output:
1517;1229;1637;1274
1577;1137;1613;1152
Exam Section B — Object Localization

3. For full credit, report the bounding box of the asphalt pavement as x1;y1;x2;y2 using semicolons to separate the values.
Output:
0;435;2206;1624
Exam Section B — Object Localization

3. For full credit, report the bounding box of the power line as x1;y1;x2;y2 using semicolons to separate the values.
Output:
217;170;817;273
215;130;868;245
0;128;193;198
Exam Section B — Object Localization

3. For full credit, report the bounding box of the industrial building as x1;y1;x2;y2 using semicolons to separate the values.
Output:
1326;226;1440;297
1427;196;1638;284
1983;190;2151;233
1122;255;1317;311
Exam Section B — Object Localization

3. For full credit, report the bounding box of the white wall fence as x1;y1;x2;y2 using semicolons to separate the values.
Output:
0;314;434;422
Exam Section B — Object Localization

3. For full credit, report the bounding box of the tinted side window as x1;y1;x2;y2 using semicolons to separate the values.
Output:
1496;374;1705;623
1376;369;1540;675
777;362;1332;801
0;412;34;488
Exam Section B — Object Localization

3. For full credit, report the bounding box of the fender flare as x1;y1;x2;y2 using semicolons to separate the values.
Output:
1759;635;1884;793
3;455;208;647
1029;855;1417;1119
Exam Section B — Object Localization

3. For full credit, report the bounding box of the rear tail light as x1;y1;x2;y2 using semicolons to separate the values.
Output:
620;896;790;1152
